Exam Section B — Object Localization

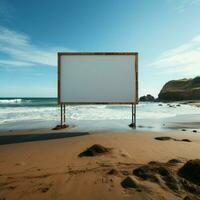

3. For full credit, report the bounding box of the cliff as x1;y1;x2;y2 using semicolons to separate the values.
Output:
158;76;200;101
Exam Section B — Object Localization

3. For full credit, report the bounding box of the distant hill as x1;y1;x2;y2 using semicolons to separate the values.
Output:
158;76;200;101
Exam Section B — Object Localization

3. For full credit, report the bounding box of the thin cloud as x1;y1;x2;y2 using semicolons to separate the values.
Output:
0;0;14;21
0;60;34;67
0;26;72;67
175;0;200;12
148;35;200;76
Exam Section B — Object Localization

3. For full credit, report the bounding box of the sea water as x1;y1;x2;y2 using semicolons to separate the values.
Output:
0;98;200;131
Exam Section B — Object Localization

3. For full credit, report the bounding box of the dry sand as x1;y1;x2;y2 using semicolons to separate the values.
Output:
0;129;200;200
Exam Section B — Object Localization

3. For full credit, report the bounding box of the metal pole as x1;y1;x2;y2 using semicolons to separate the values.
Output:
129;103;134;128
134;104;136;127
61;104;63;126
64;104;66;124
132;103;134;125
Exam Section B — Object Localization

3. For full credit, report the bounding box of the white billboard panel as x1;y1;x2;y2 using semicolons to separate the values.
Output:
58;53;138;104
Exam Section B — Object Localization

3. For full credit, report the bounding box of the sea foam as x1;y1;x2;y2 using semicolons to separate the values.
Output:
0;98;200;130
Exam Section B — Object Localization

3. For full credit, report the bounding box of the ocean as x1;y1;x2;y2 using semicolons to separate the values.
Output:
0;98;200;132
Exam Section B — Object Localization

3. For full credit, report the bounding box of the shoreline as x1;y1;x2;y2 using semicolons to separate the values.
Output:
0;117;199;136
0;101;200;132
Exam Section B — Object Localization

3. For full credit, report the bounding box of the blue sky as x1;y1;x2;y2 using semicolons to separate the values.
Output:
0;0;200;97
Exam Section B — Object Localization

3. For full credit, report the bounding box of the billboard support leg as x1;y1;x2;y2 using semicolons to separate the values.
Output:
134;103;136;127
64;104;66;123
129;103;136;128
60;103;68;128
61;104;63;126
52;104;68;130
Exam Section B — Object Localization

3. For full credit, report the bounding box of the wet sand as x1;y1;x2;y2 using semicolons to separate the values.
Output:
0;128;200;200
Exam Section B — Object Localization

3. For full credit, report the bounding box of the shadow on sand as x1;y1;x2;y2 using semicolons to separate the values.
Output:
0;132;89;145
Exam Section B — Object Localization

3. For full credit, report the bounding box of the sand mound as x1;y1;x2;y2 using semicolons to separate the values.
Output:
182;139;192;142
155;136;191;142
130;159;200;196
167;159;182;165
107;168;119;175
180;179;200;195
121;176;139;189
183;195;200;200
79;144;111;157
133;162;180;192
155;136;172;141
178;159;200;186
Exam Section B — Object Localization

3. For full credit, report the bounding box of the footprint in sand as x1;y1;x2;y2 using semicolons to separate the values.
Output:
40;187;49;193
38;183;52;193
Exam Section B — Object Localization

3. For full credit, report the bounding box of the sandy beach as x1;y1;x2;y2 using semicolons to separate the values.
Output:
0;0;200;199
0;128;200;200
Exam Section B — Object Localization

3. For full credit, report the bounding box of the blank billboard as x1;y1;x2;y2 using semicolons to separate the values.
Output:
58;52;138;104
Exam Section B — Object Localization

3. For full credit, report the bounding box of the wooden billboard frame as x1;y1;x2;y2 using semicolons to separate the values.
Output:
57;52;138;128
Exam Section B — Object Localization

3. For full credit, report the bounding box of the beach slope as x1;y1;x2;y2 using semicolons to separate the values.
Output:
0;129;200;200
